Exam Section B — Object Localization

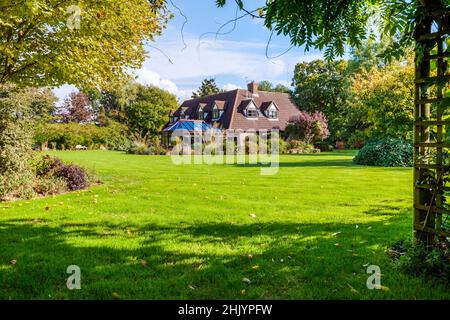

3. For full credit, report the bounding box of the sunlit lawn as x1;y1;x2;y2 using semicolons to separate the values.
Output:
0;150;449;299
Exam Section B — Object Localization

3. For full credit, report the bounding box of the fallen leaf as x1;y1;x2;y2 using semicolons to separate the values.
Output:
112;292;121;299
355;225;359;229
240;289;246;295
140;259;147;267
10;259;17;265
249;214;257;218
188;285;196;290
347;284;358;293
375;285;390;291
352;253;359;257
247;254;253;260
335;243;341;247
242;277;251;284
251;265;259;270
332;232;341;236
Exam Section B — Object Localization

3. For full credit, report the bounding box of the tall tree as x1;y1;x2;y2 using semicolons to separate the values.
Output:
123;84;178;138
291;60;350;141
0;0;169;90
192;78;221;98
348;57;415;141
61;92;93;123
258;80;291;93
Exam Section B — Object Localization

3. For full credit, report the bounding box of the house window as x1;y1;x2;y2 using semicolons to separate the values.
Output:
212;107;220;119
268;109;277;119
246;108;258;118
169;116;174;123
198;110;204;120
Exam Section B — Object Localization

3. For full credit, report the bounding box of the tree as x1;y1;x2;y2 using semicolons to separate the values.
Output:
0;0;169;90
258;80;291;93
61;92;93;124
348;58;415;141
291;60;350;141
258;81;273;92
192;78;221;98
123;84;178;138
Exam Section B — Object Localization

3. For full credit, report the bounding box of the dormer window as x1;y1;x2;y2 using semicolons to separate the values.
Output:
268;109;277;119
198;109;204;120
212;105;220;119
245;101;258;118
169;115;174;123
264;102;279;119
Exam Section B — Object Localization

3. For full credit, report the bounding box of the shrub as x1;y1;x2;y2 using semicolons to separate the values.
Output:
286;140;319;154
314;141;334;152
353;138;412;167
0;84;34;199
33;121;131;151
388;239;450;283
53;164;89;191
33;176;67;196
285;111;330;143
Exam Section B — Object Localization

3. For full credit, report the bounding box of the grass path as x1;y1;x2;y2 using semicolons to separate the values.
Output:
0;150;448;299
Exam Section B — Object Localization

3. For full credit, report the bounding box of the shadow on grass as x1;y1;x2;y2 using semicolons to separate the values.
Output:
0;208;446;299
235;159;361;168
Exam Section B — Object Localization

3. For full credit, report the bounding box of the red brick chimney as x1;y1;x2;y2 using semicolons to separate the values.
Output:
247;81;258;95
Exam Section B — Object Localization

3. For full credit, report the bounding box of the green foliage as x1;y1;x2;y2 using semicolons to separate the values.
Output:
389;239;450;283
285;140;319;154
0;0;170;90
0;84;34;199
217;0;448;62
34;121;131;151
292;60;350;141
347;58;414;141
192;78;221;98
123;84;178;138
258;80;291;93
353;138;413;167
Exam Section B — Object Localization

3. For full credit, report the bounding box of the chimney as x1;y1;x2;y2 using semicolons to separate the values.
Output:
247;81;258;96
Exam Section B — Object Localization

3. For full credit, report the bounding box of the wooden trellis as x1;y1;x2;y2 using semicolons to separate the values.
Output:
413;5;450;244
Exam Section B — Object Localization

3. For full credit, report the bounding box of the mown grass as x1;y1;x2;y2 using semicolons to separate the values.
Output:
0;150;448;299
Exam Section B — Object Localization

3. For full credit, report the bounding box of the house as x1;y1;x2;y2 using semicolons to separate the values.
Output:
166;82;301;132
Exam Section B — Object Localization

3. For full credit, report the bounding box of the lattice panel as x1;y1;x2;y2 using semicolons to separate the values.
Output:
413;8;450;243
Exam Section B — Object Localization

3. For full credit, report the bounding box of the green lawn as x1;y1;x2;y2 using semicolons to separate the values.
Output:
0;150;449;299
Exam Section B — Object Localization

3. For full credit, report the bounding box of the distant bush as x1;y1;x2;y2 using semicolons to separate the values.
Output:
286;140;320;154
353;138;412;167
127;141;155;155
34;121;131;151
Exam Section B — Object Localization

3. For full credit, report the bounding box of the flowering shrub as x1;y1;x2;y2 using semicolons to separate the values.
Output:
285;111;330;143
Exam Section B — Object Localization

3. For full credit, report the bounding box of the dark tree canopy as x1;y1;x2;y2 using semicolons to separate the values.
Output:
217;0;449;61
192;78;222;98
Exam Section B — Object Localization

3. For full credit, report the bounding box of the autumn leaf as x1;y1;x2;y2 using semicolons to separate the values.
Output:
347;284;358;293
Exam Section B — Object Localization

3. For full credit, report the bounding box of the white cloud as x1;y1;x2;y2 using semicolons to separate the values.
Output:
135;68;191;101
223;83;242;91
142;37;321;84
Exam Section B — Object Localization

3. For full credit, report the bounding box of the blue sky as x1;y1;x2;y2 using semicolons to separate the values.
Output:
55;0;325;102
